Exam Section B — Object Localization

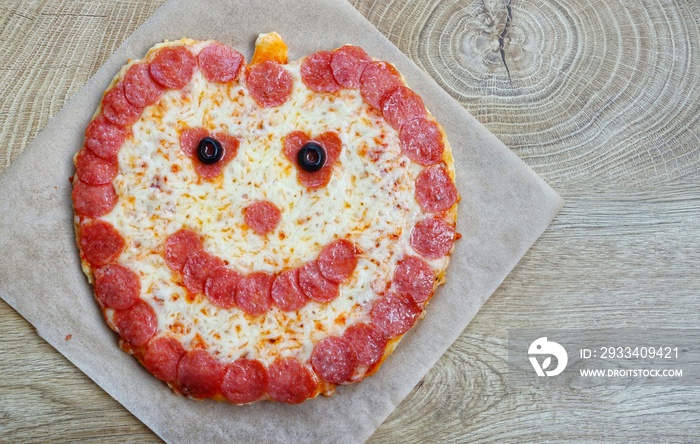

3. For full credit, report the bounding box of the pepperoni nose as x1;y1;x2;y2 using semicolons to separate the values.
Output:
244;200;282;235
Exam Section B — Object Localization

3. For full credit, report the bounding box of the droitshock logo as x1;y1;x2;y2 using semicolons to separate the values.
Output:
528;337;568;377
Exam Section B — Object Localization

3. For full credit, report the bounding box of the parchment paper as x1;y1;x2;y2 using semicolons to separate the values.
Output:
0;0;563;442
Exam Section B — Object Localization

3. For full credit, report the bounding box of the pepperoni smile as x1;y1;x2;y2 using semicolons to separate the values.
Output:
165;230;359;314
73;37;459;404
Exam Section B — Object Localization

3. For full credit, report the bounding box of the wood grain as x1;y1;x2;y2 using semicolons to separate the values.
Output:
370;184;700;443
352;0;700;188
1;0;699;442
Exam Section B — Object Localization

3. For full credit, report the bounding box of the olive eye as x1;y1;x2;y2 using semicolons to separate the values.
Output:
297;142;326;172
197;137;224;164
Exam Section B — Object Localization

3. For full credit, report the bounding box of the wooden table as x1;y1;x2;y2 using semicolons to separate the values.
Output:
1;0;698;442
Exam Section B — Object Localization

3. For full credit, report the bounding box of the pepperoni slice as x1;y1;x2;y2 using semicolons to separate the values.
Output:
101;83;144;126
314;131;343;165
150;46;196;89
283;131;342;189
399;118;444;166
164;229;203;272
221;359;268;404
235;272;274;316
381;85;427;130
371;293;422;338
143;336;185;382
317;239;358;283
331;45;372;88
284;130;342;166
75;148;118;185
283;130;310;162
298;261;340;303
247;60;293;107
194;132;239;180
71;180;118;218
94;264;140;310
267;357;317;404
410;217;456;259
79;220;125;267
244;200;282;235
343;323;388;366
297;168;332;189
360;61;402;110
177;350;224;399
179;127;209;158
123;63;164;108
415;165;458;213
394;256;434;305
84;114;128;159
204;266;240;309
198;42;244;83
113;300;157;347
182;251;225;295
301;51;341;93
311;336;357;384
270;268;307;311
180;129;239;180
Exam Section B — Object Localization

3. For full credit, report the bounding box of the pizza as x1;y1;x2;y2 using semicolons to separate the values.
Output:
71;32;459;404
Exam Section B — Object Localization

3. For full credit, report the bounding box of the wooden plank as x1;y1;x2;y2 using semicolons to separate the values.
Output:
370;184;700;442
1;0;699;442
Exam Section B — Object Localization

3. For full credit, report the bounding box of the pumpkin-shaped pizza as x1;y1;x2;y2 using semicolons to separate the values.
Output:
71;33;459;404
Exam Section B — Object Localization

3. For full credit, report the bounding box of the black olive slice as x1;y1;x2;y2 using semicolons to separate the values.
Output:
197;137;224;164
297;142;326;172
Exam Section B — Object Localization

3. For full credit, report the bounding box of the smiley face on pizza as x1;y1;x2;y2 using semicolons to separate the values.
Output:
71;33;459;404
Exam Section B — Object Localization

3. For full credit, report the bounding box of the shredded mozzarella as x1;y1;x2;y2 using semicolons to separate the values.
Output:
90;41;452;364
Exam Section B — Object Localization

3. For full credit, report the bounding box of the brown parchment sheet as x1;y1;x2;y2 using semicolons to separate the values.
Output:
0;0;563;442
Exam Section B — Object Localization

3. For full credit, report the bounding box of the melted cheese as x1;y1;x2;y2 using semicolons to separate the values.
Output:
88;40;453;365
